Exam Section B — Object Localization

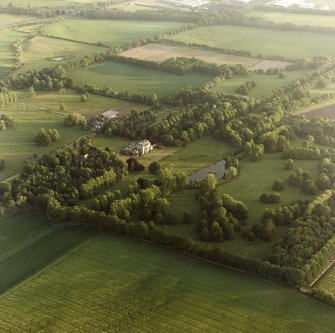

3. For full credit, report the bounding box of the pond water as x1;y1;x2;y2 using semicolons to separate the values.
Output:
188;160;226;182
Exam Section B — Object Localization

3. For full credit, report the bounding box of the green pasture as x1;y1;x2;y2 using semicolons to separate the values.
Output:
44;18;185;46
168;25;335;58
2;0;101;6
247;10;335;28
316;264;335;296
68;61;212;97
0;229;334;332
212;70;308;97
0;30;27;76
18;35;105;72
217;152;320;224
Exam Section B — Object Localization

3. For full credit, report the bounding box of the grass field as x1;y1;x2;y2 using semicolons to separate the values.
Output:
0;217;334;332
68;60;212;97
212;70;308;97
247;10;335;28
0;13;37;28
168;25;335;58
316;264;335;296
18;36;105;72
3;0;101;6
217;152;320;224
0;30;27;76
44;18;185;47
120;43;260;67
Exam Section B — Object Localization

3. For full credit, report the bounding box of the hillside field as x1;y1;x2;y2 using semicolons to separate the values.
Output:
212;70;308;97
0;13;37;27
168;25;335;58
246;10;335;28
44;18;185;47
316;265;335;296
2;0;101;6
68;61;212;97
0;212;334;332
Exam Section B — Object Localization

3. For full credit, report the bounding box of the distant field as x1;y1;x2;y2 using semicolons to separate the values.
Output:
212;70;308;97
168;25;335;58
3;0;101;6
217;152;320;224
0;13;37;27
44;18;184;47
0;30;27;75
316;264;335;296
247;10;335;28
68;61;212;97
303;103;335;120
18;36;105;72
0;225;334;332
120;43;260;67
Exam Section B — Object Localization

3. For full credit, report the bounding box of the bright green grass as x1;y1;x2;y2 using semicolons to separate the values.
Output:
18;35;105;72
0;210;93;293
0;13;37;27
316;265;335;296
212;70;308;97
168;25;335;58
217;152;320;224
44;18;185;46
247;10;335;28
0;30;26;76
0;231;334;332
68;61;212;97
158;136;235;174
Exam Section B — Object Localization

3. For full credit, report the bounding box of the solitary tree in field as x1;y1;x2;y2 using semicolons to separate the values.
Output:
29;86;36;98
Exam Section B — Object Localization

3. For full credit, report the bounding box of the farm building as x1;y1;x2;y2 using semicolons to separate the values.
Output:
102;110;119;120
121;140;153;156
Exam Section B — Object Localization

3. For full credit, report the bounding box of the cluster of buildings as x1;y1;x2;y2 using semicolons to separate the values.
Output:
91;110;119;130
121;140;153;157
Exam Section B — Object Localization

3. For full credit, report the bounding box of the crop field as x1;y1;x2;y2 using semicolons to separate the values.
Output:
0;13;37;28
168;25;335;58
212;70;308;97
0;30;27;75
217;152;320;224
0;210;93;293
316;265;335;296
0;226;334;333
44;18;185;47
120;43;260;67
303;103;335;120
4;0;101;6
18;36;105;72
68;60;212;97
246;10;335;28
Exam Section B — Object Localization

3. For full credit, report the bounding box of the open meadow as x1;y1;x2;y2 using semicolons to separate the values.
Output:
246;10;335;28
2;0;102;6
0;30;27;75
44;18;185;47
18;36;105;72
168;25;335;58
212;70;308;97
0;13;37;28
0;212;334;333
316;265;335;297
68;60;212;97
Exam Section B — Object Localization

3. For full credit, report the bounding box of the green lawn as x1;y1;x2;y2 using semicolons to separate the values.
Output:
44;18;185;46
68;61;212;97
212;70;308;97
18;35;105;72
168;25;335;58
247;10;335;28
217;152;320;224
0;223;334;332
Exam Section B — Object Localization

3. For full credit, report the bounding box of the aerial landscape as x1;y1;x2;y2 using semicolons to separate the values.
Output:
1;0;335;332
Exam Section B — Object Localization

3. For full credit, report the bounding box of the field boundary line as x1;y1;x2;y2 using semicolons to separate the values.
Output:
0;235;96;300
309;260;335;288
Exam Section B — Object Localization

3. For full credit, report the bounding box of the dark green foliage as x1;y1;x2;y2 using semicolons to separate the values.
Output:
35;128;60;146
260;192;281;204
148;161;160;175
272;179;284;191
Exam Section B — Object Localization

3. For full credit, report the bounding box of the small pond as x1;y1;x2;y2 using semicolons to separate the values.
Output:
188;160;226;182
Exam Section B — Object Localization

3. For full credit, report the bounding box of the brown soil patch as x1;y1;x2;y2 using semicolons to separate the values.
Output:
303;103;335;120
248;59;291;71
